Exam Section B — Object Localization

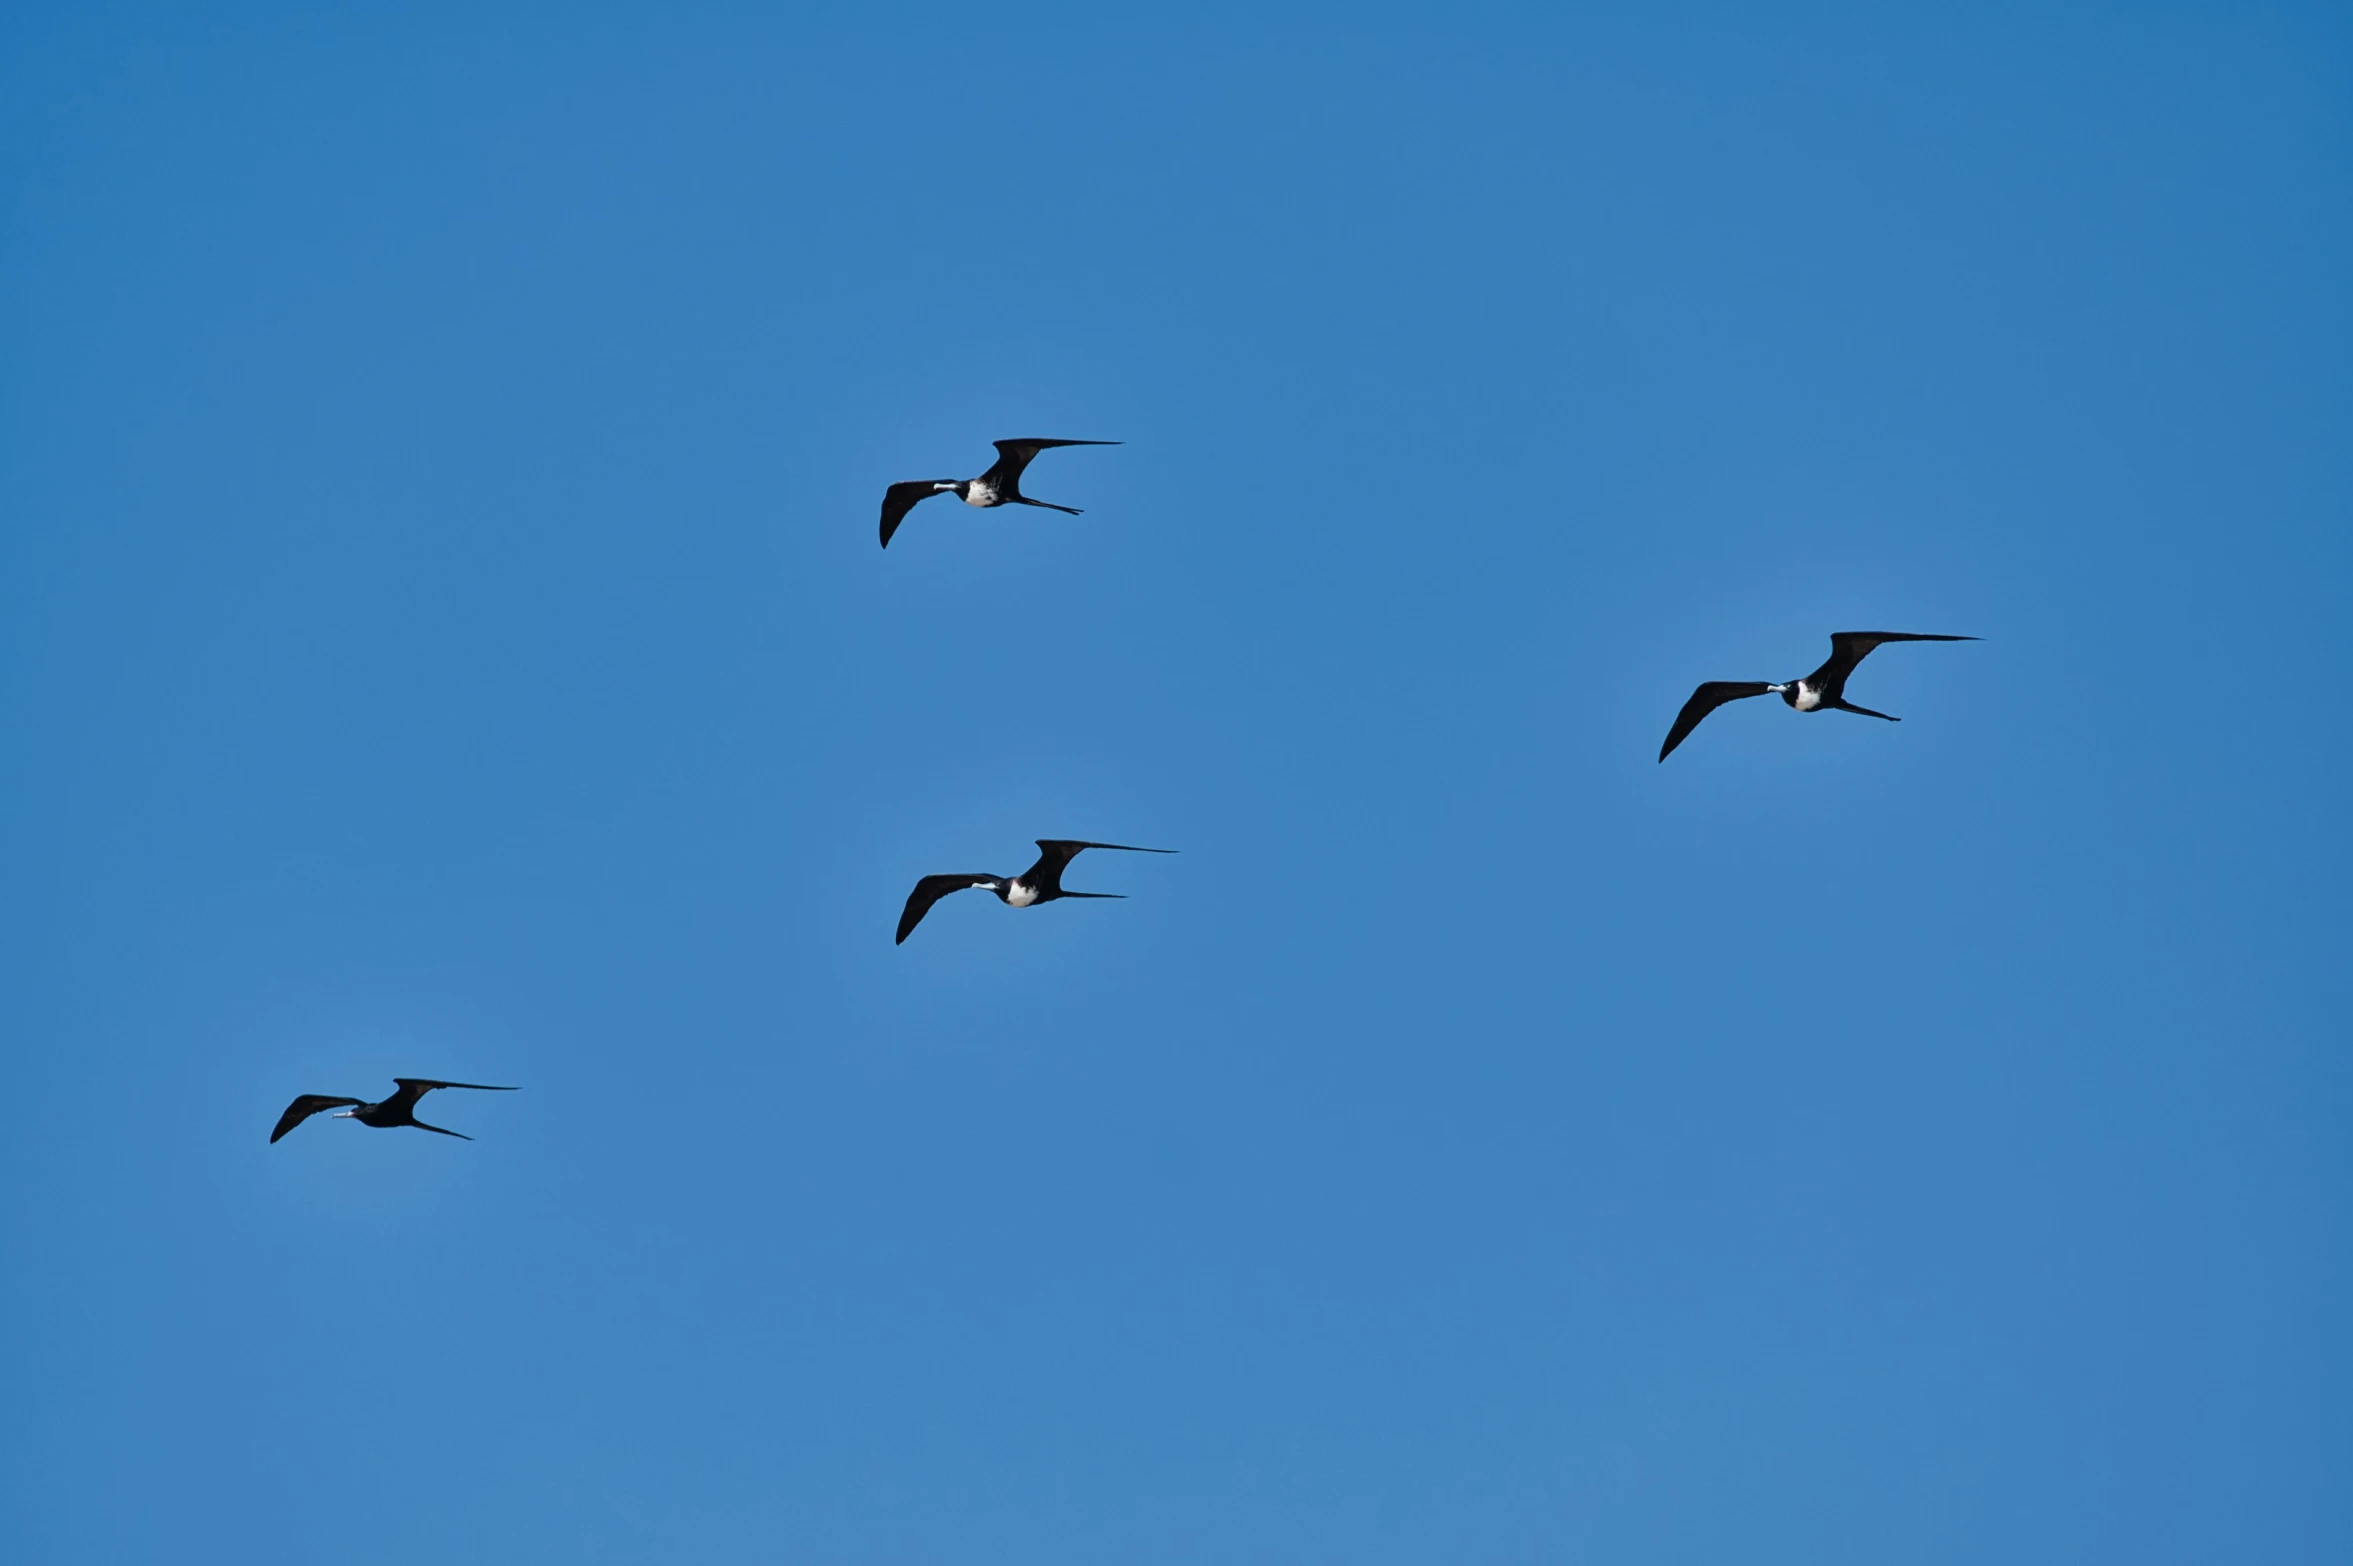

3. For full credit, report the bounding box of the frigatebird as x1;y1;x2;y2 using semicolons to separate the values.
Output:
1659;631;1978;761
897;838;1174;944
270;1078;518;1142
878;438;1118;548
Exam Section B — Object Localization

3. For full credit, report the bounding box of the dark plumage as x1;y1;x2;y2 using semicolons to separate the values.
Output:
1659;631;1979;760
878;438;1119;548
269;1078;518;1142
896;838;1175;944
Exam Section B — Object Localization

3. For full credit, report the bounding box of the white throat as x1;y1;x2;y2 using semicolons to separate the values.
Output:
962;480;997;508
1003;879;1041;906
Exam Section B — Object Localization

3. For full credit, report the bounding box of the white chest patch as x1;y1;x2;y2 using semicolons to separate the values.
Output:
1792;682;1825;711
1003;880;1041;907
963;480;997;508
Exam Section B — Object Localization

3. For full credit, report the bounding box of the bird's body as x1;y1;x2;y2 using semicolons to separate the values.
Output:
878;438;1118;548
896;839;1175;943
1658;632;1978;761
270;1078;518;1142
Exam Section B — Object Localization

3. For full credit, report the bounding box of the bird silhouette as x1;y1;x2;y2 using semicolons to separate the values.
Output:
897;839;1175;944
878;438;1118;548
1660;631;1978;761
270;1078;518;1142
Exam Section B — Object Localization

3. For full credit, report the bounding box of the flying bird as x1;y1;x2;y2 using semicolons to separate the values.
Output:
1659;631;1978;761
270;1078;519;1143
878;438;1119;548
897;839;1175;944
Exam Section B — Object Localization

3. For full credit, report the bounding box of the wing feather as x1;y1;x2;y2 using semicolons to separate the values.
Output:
1813;632;1978;688
1659;681;1775;761
270;1094;361;1143
1023;840;1176;896
1031;839;1175;860
897;874;996;944
980;439;1118;488
879;482;953;548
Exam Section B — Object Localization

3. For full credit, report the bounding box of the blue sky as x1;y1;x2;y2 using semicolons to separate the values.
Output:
2;4;2348;1561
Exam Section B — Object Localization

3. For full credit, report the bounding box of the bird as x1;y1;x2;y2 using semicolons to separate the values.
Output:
878;438;1119;548
896;838;1175;944
1659;631;1979;761
269;1078;519;1143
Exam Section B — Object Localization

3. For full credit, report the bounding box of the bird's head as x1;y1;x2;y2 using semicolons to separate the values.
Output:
1769;682;1798;708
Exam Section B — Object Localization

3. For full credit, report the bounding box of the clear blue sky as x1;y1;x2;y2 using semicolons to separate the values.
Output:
3;4;2348;1561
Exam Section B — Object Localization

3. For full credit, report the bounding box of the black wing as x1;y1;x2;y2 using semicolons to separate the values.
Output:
1809;632;1978;692
270;1094;361;1143
1024;839;1177;895
978;438;1119;489
387;1078;519;1111
897;874;998;944
879;481;954;549
1659;682;1776;761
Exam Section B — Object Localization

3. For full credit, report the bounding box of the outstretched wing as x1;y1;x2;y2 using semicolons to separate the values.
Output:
1025;839;1176;895
897;874;997;944
270;1094;361;1143
1811;632;1978;691
979;438;1119;489
388;1078;518;1111
1032;839;1176;861
879;481;954;548
1659;681;1776;761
